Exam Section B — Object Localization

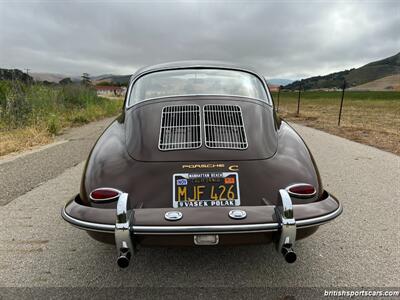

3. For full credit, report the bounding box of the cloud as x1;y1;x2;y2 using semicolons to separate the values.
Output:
0;0;399;79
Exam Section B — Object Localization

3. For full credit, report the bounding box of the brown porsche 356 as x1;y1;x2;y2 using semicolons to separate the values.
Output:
62;61;342;268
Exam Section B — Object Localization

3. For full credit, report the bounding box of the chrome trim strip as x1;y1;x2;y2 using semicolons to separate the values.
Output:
61;207;115;233
296;203;343;228
132;223;279;234
62;202;342;235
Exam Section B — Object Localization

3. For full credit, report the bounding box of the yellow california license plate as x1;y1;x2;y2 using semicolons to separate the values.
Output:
172;172;240;208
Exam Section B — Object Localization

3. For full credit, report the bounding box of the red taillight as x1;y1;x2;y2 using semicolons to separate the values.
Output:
287;184;316;198
90;188;120;202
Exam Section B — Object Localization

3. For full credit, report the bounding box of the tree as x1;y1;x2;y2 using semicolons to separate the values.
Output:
59;77;73;85
0;69;33;83
42;80;55;86
81;73;91;86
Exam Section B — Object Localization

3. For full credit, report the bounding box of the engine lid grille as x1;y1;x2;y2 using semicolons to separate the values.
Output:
203;104;248;149
158;105;201;151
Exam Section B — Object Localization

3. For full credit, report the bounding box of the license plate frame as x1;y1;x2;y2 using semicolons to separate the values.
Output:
172;172;240;208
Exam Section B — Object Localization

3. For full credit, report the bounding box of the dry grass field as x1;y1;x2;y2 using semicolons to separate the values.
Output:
349;74;400;91
273;91;400;155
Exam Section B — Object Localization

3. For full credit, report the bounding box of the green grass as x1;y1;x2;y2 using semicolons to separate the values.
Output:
0;81;123;156
270;91;400;155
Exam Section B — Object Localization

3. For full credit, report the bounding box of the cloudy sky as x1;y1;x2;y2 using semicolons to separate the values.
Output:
0;0;399;80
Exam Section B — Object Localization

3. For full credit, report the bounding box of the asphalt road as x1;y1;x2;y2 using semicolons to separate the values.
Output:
0;117;115;206
0;118;399;290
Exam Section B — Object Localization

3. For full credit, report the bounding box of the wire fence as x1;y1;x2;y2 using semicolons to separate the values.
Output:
271;88;400;154
276;81;347;126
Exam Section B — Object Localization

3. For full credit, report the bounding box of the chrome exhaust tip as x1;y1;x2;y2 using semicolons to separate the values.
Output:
281;246;297;263
117;250;131;268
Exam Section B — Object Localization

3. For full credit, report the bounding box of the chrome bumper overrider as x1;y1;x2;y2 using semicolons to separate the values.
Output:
115;192;134;268
61;191;342;268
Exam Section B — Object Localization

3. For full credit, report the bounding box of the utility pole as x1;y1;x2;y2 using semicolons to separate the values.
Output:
338;80;346;126
296;80;302;116
25;68;32;84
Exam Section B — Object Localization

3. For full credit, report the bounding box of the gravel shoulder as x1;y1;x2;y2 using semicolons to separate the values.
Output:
0;122;398;288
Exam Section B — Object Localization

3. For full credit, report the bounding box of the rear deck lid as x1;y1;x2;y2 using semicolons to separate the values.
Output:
125;96;278;162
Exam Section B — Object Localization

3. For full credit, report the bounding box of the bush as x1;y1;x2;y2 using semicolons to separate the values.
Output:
0;80;122;133
57;84;97;108
0;81;32;128
47;115;61;135
0;80;123;156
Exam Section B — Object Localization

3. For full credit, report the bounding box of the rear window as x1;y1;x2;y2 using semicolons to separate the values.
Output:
128;68;268;106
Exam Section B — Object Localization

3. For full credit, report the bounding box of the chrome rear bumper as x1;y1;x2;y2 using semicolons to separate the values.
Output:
61;190;342;268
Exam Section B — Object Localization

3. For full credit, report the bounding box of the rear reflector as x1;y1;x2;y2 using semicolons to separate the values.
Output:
90;188;120;202
287;184;316;198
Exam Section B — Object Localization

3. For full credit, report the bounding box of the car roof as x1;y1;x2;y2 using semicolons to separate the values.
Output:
130;60;264;81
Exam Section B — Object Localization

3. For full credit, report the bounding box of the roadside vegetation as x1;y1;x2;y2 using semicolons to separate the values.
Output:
272;91;400;155
0;81;123;156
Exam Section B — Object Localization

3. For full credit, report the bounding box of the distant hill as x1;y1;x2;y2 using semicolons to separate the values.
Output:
348;74;400;91
30;72;80;83
285;52;400;90
0;69;132;85
0;69;33;83
92;74;131;86
29;72;131;85
30;72;83;83
266;78;293;86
